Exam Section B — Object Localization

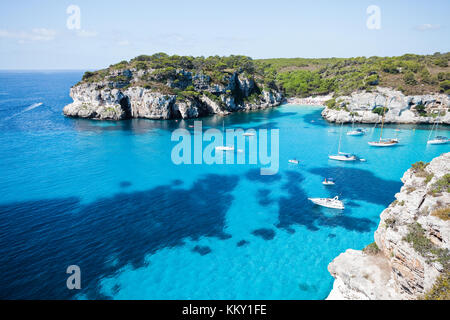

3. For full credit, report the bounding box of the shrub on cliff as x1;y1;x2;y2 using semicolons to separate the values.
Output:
363;242;380;255
423;272;450;300
372;107;389;116
404;72;418;86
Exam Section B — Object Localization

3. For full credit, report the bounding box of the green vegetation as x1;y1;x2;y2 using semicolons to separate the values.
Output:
79;52;450;99
257;52;450;97
385;218;396;228
363;242;381;255
423;272;450;300
429;174;450;196
372;107;389;116
431;207;450;221
404;222;450;268
411;161;432;180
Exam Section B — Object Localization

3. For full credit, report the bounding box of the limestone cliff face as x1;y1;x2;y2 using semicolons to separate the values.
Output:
63;69;283;120
327;153;450;300
321;87;450;124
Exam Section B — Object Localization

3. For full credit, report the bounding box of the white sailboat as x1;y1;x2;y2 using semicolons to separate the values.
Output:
215;120;235;151
427;111;449;145
308;196;344;210
329;121;357;161
368;97;399;147
347;113;365;136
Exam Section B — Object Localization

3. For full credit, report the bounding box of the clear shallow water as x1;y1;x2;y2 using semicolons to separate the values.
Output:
0;71;448;300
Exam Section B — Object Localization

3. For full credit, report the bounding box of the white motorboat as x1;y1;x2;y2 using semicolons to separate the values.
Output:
243;132;255;137
308;196;344;210
347;128;365;136
322;178;335;186
215;146;235;151
428;136;449;145
216;120;235;151
288;159;300;164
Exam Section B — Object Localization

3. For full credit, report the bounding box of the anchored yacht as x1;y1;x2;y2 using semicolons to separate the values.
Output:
308;196;344;210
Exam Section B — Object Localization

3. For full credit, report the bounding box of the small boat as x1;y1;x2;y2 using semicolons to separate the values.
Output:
359;158;367;162
369;97;399;147
322;178;335;186
215;146;235;151
428;136;449;145
243;132;255;137
329;120;357;161
347;128;365;136
427;111;448;145
237;149;244;153
308;196;344;210
288;159;300;164
329;152;357;161
368;138;399;147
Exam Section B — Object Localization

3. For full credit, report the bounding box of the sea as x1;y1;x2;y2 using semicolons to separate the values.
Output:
0;71;448;299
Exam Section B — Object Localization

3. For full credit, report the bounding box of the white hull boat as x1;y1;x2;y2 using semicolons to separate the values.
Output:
288;159;300;164
368;139;398;147
347;129;365;136
309;196;344;210
427;137;449;145
322;179;335;186
243;132;255;137
215;146;234;151
329;153;357;161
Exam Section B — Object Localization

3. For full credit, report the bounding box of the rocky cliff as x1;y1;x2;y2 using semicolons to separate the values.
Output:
63;54;283;120
327;153;450;300
321;87;450;124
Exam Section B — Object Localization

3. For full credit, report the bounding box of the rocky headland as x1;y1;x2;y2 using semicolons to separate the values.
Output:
321;87;450;124
327;152;450;300
63;54;283;120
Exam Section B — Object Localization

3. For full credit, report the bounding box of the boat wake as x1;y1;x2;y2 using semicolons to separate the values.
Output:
3;102;43;120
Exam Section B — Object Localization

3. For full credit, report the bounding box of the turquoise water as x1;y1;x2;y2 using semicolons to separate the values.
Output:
0;71;448;299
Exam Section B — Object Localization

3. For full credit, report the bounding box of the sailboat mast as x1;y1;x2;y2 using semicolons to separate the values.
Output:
379;96;388;141
338;121;343;153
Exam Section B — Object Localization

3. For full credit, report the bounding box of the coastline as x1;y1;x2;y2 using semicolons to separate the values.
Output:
327;153;450;300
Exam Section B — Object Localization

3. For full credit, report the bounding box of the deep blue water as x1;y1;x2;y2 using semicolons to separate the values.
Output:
0;71;448;300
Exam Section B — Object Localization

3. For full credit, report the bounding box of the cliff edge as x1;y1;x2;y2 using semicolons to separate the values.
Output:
63;54;283;120
321;87;450;124
327;152;450;300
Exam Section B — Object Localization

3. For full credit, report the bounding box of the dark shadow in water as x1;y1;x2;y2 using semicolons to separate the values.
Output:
257;189;275;207
308;167;402;206
251;228;276;240
276;171;375;233
0;173;239;300
246;169;282;183
192;245;212;256
236;240;250;247
119;181;132;188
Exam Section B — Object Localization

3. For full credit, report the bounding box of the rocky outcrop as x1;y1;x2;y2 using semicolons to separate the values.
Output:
327;153;450;300
63;69;283;121
321;87;450;124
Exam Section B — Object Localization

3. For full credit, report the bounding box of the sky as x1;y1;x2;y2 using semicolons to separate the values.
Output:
0;0;448;70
